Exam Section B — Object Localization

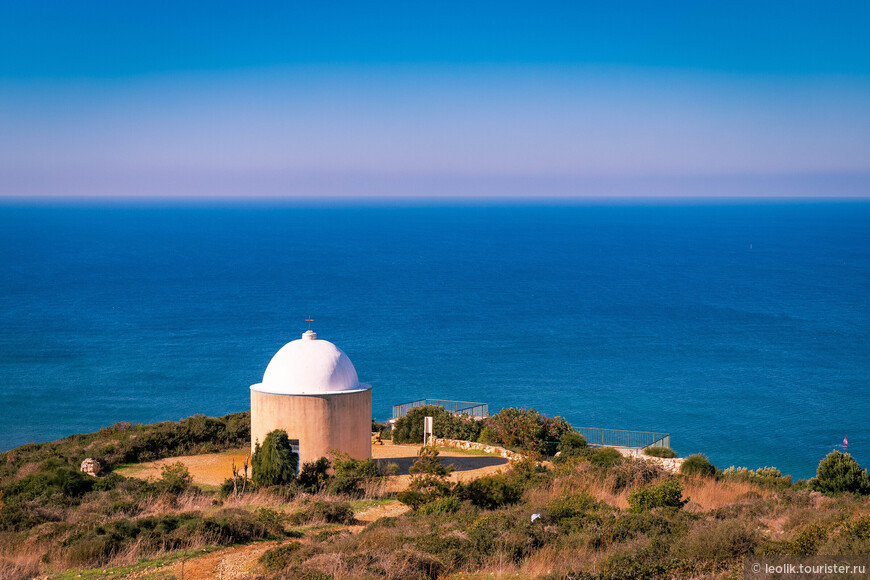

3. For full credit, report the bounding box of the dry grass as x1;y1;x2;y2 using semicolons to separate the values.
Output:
0;550;41;580
520;542;595;578
115;448;250;487
683;476;772;511
221;488;299;511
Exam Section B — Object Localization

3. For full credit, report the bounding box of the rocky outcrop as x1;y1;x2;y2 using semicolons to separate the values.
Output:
80;458;101;476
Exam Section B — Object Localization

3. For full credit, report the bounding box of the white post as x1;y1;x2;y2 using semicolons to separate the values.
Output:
423;416;433;446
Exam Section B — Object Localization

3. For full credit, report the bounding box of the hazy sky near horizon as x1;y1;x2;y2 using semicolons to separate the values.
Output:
2;2;869;198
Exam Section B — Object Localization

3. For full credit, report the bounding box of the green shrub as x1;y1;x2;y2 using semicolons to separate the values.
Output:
482;408;572;456
590;447;623;468
156;462;192;494
672;519;761;563
477;427;498;445
643;446;677;458
252;430;298;487
459;474;523;509
381;462;401;476
327;454;379;496
288;499;355;525
788;523;829;555
810;451;870;496
628;479;687;512
298;457;331;493
555;432;587;462
418;495;461;515
721;466;792;489
680;454;716;477
546;492;600;527
3;463;95;503
391;406;482;444
259;542;302;572
398;447;454;509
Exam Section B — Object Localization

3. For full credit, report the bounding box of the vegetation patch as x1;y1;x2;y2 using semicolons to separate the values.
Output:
680;453;717;477
644;446;677;458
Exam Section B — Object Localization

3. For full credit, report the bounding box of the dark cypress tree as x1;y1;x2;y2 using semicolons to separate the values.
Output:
251;429;298;486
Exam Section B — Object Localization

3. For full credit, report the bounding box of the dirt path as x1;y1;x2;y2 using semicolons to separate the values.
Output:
144;540;283;580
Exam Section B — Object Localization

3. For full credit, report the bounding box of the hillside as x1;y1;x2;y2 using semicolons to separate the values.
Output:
0;412;868;579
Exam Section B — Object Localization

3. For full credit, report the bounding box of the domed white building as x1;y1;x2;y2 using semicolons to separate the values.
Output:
250;329;372;465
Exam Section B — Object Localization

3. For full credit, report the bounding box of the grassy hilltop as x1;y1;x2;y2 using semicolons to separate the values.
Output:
0;409;868;579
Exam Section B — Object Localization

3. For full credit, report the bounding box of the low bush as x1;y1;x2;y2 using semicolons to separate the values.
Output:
555;432;587;462
644;446;677;458
590;447;624;468
398;447;454;509
810;451;870;496
288;499;355;525
58;508;282;568
3;462;94;504
765;523;831;556
155;462;192;494
459;474;523;509
680;454;716;477
259;542;302;572
546;492;602;530
328;454;380;496
628;479;687;512
298;458;331;493
722;466;792;489
418;496;461;515
381;462;400;476
607;458;662;492
672;519;761;563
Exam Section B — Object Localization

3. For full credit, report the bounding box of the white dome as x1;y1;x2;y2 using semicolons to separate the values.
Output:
251;331;370;396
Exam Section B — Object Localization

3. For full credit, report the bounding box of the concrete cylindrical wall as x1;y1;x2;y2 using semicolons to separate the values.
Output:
251;388;372;466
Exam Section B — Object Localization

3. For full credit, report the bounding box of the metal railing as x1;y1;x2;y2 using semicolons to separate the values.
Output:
576;427;670;450
392;399;489;420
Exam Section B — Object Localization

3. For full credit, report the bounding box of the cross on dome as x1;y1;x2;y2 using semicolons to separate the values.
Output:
305;316;314;331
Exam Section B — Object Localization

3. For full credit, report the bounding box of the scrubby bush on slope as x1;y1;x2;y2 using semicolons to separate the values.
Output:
628;479;687;512
680;453;717;477
811;451;870;496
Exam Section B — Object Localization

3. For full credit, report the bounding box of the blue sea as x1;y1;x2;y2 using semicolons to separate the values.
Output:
1;200;868;480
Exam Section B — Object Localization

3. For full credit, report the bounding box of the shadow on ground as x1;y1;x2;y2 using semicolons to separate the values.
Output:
375;455;508;475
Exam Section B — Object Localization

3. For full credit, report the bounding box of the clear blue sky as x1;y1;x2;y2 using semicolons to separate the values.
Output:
2;1;869;197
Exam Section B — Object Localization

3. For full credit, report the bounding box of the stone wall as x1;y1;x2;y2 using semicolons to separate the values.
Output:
431;437;525;462
615;447;684;473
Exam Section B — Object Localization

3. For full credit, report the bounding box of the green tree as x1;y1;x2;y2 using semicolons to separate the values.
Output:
811;451;870;496
252;430;298;487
